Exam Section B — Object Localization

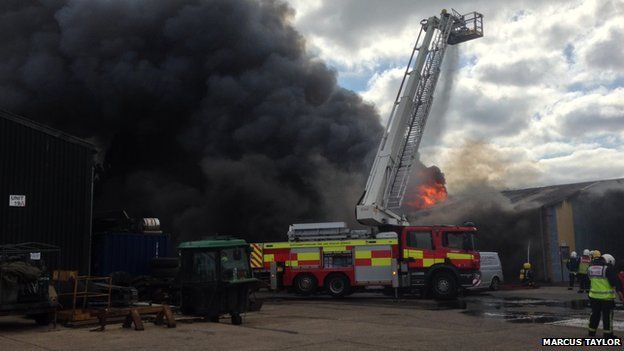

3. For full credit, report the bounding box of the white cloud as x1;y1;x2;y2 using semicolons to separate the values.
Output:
359;67;403;125
287;0;624;189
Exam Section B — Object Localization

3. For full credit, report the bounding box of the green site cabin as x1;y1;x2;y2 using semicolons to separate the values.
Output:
178;238;248;249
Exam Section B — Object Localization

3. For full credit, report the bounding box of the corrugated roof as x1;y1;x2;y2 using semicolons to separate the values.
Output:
501;178;624;208
0;108;97;151
408;178;624;219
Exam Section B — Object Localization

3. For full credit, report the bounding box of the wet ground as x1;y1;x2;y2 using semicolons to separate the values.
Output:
262;285;624;330
1;286;622;350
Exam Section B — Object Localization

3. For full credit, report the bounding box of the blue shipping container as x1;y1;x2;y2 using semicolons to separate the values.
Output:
92;232;171;276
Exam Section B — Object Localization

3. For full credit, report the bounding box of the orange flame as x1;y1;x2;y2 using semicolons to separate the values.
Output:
405;182;448;210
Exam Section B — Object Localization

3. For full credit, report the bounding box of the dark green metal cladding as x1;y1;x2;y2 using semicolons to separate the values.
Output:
178;239;248;250
0;110;96;273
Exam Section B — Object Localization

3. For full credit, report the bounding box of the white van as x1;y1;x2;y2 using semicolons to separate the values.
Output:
473;252;504;290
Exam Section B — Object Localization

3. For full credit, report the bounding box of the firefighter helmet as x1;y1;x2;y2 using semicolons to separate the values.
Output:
523;262;531;269
583;249;590;256
592;250;602;258
602;254;615;265
570;251;577;258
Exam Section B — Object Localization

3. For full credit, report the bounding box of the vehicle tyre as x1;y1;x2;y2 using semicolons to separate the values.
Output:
151;257;180;269
34;313;51;326
294;274;317;295
325;274;350;298
490;276;500;291
431;272;458;300
231;313;242;325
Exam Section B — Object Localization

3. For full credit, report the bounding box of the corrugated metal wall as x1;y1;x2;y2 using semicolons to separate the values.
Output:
0;111;95;273
91;232;172;276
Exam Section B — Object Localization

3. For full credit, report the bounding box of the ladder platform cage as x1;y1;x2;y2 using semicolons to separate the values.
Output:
447;10;483;45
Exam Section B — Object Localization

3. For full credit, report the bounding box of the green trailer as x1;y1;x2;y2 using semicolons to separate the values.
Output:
177;238;262;325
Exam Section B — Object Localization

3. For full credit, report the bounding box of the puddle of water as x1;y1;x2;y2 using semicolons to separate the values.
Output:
507;315;562;324
565;299;589;310
548;318;624;331
462;310;576;324
426;300;467;310
466;296;594;310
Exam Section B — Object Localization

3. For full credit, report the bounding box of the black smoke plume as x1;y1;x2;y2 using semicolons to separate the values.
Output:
0;0;382;242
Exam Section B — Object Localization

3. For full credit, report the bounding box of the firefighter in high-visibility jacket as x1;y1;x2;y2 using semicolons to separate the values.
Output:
519;262;535;287
578;249;591;293
587;253;624;338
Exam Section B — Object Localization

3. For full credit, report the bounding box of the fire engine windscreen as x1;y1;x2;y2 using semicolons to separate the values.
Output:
0;0;385;242
444;232;476;251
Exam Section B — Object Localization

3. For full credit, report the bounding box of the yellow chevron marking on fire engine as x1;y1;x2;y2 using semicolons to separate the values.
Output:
286;260;298;267
447;253;473;260
264;239;397;249
403;249;423;259
264;254;274;262
297;252;320;261
250;244;263;268
371;258;391;266
355;251;372;259
251;256;263;268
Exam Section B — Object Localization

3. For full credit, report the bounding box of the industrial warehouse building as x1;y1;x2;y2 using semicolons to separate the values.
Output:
0;109;96;273
503;179;624;283
414;178;624;283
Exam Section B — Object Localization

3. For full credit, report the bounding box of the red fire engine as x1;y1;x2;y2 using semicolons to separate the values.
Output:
252;222;480;299
252;10;484;299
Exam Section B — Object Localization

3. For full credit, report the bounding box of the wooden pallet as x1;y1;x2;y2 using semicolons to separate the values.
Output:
92;305;176;331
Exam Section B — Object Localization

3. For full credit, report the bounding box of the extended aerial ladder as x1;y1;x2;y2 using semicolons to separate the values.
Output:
356;9;483;226
258;11;484;298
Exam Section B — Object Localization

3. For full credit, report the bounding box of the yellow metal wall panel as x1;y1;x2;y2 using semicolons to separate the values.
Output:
556;200;576;251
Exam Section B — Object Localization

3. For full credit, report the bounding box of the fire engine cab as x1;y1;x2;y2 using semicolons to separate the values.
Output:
252;222;480;299
252;10;484;300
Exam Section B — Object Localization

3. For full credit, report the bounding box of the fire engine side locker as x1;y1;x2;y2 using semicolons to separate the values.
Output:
353;245;394;285
287;247;321;268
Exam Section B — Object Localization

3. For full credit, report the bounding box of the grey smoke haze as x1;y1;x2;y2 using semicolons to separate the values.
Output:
0;0;383;242
421;44;459;148
410;187;545;281
398;46;461;206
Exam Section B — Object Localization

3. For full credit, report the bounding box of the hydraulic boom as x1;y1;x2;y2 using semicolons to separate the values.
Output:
356;9;483;226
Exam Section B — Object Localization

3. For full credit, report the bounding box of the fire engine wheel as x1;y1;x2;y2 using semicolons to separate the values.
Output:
431;272;458;300
325;274;350;298
294;274;317;295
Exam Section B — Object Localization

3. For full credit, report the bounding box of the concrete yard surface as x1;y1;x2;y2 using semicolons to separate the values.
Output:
0;287;622;350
